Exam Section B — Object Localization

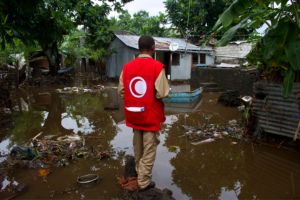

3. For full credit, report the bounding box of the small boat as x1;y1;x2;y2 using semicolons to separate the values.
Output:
163;87;203;103
165;98;202;113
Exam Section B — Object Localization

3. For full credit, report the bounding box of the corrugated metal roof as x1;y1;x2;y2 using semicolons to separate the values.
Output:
115;34;212;52
215;42;252;59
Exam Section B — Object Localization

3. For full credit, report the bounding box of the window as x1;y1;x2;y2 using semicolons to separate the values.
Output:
200;53;206;64
172;53;180;65
192;53;199;64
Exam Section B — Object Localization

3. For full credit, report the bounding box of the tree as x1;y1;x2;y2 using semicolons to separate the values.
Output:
0;0;131;75
212;0;300;96
164;0;233;41
111;10;173;37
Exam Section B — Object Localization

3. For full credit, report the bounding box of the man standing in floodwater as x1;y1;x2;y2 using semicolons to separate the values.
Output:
118;36;170;191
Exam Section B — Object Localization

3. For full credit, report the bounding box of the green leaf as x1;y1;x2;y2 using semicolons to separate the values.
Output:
217;18;249;46
284;22;300;71
283;69;295;97
262;20;289;61
213;0;253;31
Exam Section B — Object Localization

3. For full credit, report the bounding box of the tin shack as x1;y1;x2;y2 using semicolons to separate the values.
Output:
106;33;214;81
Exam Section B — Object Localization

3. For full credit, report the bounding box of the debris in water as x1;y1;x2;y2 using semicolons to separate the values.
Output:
169;146;179;152
228;119;238;126
1;134;111;171
37;168;50;177
57;135;81;142
191;138;215;145
181;118;244;144
56;85;105;94
222;131;229;136
90;165;100;172
10;146;36;160
241;96;253;104
77;174;99;185
97;151;110;160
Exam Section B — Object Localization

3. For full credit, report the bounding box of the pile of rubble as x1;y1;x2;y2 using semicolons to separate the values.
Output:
182;119;245;145
1;134;110;170
55;85;105;94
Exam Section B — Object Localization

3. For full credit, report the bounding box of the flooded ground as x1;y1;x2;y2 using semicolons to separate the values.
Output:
0;84;300;199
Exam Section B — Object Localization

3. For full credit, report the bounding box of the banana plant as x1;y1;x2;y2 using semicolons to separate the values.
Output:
212;0;300;97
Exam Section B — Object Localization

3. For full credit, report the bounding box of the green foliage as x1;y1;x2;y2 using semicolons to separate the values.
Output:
76;0;115;59
60;30;87;66
213;0;300;97
0;0;132;74
0;39;39;66
164;0;235;41
111;10;173;37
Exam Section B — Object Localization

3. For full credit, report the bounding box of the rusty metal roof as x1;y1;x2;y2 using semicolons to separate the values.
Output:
115;34;212;52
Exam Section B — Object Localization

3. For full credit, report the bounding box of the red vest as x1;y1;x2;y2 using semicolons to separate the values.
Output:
123;57;165;131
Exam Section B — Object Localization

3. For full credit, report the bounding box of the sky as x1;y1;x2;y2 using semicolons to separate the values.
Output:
109;0;166;18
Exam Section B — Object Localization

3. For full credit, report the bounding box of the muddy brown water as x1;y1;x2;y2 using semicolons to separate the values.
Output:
0;85;300;199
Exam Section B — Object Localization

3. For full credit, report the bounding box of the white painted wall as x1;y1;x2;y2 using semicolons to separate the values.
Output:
171;54;191;80
206;53;215;65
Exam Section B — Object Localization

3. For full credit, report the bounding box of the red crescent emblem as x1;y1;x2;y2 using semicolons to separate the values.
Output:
129;77;147;98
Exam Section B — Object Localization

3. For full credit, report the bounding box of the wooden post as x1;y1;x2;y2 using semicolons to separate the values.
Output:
169;52;172;81
293;120;300;141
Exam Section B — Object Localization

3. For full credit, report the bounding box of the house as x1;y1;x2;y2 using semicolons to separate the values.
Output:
215;41;253;66
106;34;214;80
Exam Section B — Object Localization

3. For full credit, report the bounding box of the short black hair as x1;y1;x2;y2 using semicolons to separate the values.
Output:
138;36;155;51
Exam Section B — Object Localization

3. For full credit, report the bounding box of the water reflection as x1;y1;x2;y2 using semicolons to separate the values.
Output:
0;139;10;162
61;113;95;134
165;114;300;199
9;110;45;145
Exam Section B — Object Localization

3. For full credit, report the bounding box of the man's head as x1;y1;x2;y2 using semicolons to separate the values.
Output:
138;36;155;54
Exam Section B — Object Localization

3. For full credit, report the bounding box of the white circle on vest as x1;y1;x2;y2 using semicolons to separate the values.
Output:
129;76;147;98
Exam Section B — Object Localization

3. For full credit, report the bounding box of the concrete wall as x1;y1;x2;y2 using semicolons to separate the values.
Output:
171;54;191;80
191;67;258;95
106;39;137;78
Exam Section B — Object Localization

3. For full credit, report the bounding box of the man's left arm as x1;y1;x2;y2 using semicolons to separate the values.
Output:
118;71;124;97
155;69;170;99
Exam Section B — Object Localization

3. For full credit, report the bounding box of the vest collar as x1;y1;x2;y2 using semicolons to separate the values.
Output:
138;54;152;58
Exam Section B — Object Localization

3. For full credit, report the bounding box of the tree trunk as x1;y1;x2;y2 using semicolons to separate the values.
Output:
15;60;19;88
43;42;60;75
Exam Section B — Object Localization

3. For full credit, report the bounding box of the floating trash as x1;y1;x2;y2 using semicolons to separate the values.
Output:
37;168;50;177
191;138;215;145
77;174;99;185
56;85;105;94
